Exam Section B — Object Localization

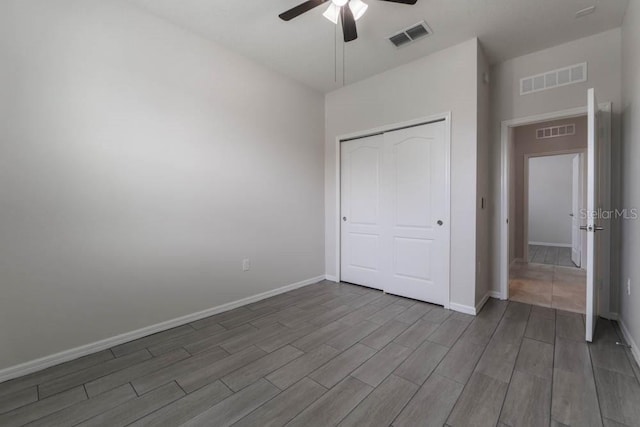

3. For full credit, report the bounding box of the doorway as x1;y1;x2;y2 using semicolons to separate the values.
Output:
499;91;612;342
509;127;588;313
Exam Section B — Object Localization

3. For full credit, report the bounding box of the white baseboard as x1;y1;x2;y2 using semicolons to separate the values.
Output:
528;241;572;248
475;292;491;314
0;275;325;384
325;275;338;282
617;316;640;369
485;290;506;301
449;302;476;315
489;291;503;298
450;291;498;316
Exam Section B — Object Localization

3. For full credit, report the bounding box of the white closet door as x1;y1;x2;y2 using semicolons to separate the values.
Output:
340;135;384;290
381;122;449;305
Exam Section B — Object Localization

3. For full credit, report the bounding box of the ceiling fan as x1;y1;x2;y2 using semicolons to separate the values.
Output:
279;0;418;43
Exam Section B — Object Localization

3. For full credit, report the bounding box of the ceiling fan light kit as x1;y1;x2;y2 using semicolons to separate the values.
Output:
279;0;418;42
323;0;368;24
323;3;341;24
348;0;369;21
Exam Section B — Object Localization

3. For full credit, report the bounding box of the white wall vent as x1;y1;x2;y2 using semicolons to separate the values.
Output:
520;63;587;95
536;123;576;140
388;21;432;48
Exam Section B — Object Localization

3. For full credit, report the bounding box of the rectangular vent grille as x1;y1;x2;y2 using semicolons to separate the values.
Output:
536;123;576;139
389;21;432;48
520;63;587;95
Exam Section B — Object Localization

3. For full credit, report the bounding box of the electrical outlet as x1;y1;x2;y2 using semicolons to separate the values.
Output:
242;258;250;272
628;278;632;296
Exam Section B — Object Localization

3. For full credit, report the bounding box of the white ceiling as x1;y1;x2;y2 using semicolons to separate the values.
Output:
128;0;629;92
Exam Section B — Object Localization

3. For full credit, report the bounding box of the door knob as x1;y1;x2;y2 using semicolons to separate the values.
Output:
437;220;443;226
580;225;605;232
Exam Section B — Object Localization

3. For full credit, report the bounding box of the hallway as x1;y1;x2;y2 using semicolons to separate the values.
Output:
510;261;586;313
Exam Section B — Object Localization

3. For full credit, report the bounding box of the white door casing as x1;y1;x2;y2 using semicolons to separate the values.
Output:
500;103;611;310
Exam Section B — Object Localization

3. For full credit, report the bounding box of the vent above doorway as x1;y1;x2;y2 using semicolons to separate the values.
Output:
536;123;576;139
388;21;432;48
520;63;587;95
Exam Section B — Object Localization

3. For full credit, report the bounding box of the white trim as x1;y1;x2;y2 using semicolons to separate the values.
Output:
449;302;476;315
334;112;452;309
325;275;339;282
450;292;494;316
528;242;572;248
499;103;610;301
0;275;325;383
618;317;640;369
489;291;505;300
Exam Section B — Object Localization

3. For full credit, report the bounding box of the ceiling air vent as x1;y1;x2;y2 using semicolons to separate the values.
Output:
389;21;432;48
520;63;587;95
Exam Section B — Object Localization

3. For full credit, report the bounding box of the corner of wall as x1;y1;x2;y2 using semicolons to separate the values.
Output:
619;0;640;361
475;39;492;307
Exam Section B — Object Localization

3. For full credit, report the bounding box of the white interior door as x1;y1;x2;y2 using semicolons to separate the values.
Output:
340;121;449;306
571;154;581;267
381;122;449;305
586;88;602;342
340;135;384;290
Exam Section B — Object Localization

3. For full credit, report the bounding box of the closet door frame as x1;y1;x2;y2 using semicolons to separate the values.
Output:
334;112;451;309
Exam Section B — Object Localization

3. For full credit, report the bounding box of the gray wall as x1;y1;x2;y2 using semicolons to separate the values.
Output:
620;0;640;355
0;0;325;371
476;43;492;305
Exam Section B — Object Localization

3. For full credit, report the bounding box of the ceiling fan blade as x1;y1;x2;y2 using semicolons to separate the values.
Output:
377;0;418;4
341;6;358;42
279;0;330;21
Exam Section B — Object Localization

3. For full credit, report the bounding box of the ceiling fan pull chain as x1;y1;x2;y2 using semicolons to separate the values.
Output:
335;15;338;83
340;14;347;86
342;35;347;86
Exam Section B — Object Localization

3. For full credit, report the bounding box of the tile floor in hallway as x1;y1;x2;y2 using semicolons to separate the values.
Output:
509;260;586;313
1;281;638;427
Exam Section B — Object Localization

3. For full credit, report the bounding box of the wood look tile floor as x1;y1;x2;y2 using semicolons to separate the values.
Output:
528;245;577;267
510;261;587;314
1;281;638;427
